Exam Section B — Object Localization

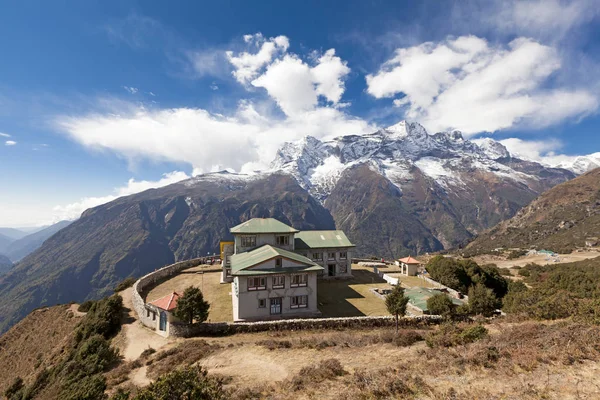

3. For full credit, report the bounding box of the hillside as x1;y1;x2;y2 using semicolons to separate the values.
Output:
467;168;600;254
0;255;12;275
0;304;83;396
3;220;72;262
0;173;334;334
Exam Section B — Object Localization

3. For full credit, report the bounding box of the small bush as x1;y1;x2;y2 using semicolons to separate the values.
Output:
78;300;96;313
115;277;137;292
290;358;345;390
499;268;512;276
257;339;292;351
140;347;156;358
393;331;423;347
507;249;527;260
458;325;488;344
426;323;488;348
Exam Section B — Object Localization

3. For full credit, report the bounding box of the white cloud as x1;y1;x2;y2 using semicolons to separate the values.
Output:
52;171;191;221
226;33;289;84
186;48;229;78
5;140;16;146
366;36;598;135
123;86;139;94
493;0;600;40
55;100;374;174
0;132;10;137
228;34;351;116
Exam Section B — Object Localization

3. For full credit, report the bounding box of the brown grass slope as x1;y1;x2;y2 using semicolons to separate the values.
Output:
467;168;600;254
0;305;82;395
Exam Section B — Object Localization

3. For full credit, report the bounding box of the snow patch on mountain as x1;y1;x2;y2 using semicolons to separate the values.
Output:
268;121;580;201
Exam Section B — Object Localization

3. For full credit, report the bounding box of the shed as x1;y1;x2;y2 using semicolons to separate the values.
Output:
395;256;422;276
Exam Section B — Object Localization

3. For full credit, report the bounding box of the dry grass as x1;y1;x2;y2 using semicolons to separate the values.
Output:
317;269;392;317
146;267;232;322
0;305;82;395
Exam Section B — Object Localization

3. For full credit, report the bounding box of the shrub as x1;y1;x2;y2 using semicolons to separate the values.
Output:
393;331;423;347
140;347;156;358
291;358;345;390
131;365;225;400
257;339;292;350
4;377;24;400
507;249;527;260
115;277;137;292
426;323;488;347
518;269;531;277
499;268;512;276
468;284;500;317
78;300;96;313
427;293;455;318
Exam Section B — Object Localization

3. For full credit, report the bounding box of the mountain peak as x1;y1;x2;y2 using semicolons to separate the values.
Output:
383;120;428;138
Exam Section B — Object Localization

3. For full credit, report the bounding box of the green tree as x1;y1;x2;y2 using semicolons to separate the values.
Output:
174;286;210;324
426;293;455;319
468;283;499;317
386;285;409;333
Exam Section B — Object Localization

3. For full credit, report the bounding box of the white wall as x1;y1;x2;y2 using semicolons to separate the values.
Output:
297;248;353;278
233;272;319;321
234;233;295;253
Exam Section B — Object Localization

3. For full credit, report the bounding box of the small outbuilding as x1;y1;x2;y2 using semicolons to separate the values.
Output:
146;292;181;337
395;256;422;276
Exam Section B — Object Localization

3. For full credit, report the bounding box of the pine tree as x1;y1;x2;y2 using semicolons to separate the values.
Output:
385;285;409;333
174;286;210;324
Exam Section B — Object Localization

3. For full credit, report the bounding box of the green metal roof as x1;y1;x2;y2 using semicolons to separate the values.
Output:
294;230;354;249
230;218;299;234
230;244;322;275
403;287;465;312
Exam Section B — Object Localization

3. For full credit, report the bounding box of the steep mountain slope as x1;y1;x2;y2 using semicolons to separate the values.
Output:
273;121;575;255
467;168;600;254
0;254;12;275
0;173;334;334
4;220;72;262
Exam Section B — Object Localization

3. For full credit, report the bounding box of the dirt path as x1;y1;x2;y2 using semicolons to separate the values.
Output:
117;287;175;361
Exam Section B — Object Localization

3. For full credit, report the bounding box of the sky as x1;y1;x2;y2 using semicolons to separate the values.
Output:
0;0;599;227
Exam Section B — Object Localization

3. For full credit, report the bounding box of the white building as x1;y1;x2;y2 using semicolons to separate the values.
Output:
223;218;354;321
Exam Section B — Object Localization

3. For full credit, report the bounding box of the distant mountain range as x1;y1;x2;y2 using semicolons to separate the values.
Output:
0;121;591;333
467;168;600;254
0;221;72;263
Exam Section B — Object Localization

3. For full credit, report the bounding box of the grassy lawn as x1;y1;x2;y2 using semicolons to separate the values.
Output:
317;269;391;317
146;266;232;322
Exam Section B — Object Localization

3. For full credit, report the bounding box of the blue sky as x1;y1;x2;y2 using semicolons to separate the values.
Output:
1;0;599;227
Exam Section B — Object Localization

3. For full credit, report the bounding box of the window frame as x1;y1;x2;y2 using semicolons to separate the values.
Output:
272;275;285;289
290;273;308;287
328;252;336;260
339;251;347;260
241;235;257;248
247;276;266;291
312;252;323;261
276;235;289;246
291;295;308;309
258;299;266;308
339;264;348;274
225;268;232;277
275;257;282;268
270;297;282;315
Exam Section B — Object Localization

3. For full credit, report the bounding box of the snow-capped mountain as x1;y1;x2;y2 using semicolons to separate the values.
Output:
270;121;569;202
554;153;600;175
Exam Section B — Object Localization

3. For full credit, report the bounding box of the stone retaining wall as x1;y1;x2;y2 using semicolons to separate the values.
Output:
132;258;205;329
169;314;442;338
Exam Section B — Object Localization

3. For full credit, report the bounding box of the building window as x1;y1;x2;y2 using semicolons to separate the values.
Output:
272;275;285;289
312;252;323;261
275;257;282;268
339;264;347;274
276;235;289;246
241;236;256;248
258;299;266;308
328;252;336;260
152;312;156;321
340;252;347;260
291;273;308;287
291;295;308;309
247;277;266;291
146;309;150;318
270;297;282;314
225;268;232;277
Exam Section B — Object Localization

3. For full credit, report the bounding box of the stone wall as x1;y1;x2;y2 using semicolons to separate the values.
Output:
132;258;205;329
169;314;442;338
